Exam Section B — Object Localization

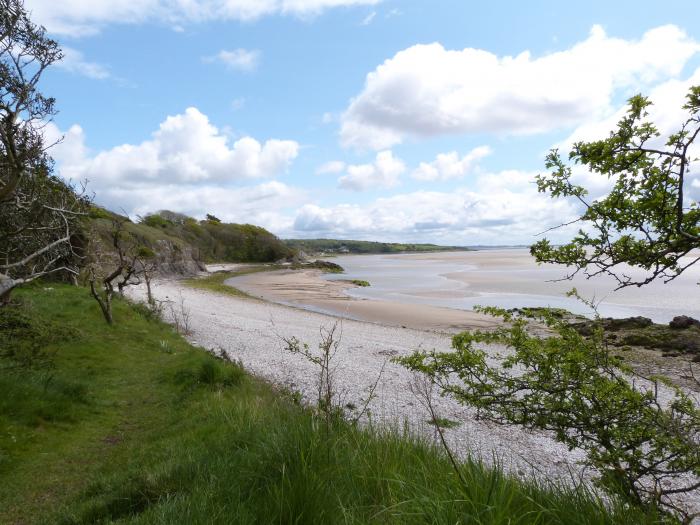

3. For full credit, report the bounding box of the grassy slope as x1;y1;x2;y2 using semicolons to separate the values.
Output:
0;285;662;525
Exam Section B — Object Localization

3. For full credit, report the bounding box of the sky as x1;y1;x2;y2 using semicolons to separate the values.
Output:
25;0;700;244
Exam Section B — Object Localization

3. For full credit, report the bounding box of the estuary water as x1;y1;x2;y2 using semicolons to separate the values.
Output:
324;249;700;323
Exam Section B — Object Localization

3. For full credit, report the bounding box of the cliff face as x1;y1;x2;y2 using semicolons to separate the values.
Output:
84;208;292;277
84;215;206;278
150;239;206;276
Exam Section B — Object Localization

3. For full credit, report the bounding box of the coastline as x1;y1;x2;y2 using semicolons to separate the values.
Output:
124;275;700;515
128;277;590;487
227;268;502;333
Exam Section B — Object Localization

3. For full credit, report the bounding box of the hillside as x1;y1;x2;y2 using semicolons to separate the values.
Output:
85;209;294;276
284;238;470;255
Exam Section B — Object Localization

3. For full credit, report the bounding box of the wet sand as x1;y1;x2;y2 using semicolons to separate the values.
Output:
227;247;700;328
228;269;502;333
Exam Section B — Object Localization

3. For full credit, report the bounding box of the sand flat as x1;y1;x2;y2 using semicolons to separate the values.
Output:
228;268;501;333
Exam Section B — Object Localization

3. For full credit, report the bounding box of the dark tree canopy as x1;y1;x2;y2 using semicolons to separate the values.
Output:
0;0;88;300
531;87;700;288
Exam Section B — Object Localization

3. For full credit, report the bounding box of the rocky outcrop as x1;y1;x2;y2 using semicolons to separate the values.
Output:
669;316;700;330
570;316;700;360
151;239;206;276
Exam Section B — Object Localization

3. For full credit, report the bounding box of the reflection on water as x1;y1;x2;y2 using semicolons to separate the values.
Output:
324;249;700;323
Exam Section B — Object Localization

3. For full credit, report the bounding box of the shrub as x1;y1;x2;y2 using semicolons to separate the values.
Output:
140;214;172;229
397;306;700;522
0;300;77;371
174;355;245;390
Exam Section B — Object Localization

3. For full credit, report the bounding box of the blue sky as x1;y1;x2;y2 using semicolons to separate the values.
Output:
27;0;700;244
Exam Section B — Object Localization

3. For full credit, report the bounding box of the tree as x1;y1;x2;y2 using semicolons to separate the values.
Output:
88;219;143;325
136;246;158;306
531;87;700;288
398;307;700;521
0;0;88;302
399;88;700;522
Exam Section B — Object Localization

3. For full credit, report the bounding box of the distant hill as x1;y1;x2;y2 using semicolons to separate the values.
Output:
284;238;470;255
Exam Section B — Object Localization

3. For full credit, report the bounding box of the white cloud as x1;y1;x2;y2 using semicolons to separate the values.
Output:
562;66;700;148
340;25;700;149
25;0;382;36
107;181;305;231
361;11;376;25
46;110;305;231
293;169;579;244
204;49;261;72
412;146;491;181
555;66;700;203
53;107;298;185
56;47;110;79
316;160;346;175
338;150;405;191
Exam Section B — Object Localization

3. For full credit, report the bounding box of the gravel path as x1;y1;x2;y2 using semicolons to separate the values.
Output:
129;277;699;517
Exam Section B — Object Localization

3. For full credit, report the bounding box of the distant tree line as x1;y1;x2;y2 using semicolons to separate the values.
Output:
284;238;468;255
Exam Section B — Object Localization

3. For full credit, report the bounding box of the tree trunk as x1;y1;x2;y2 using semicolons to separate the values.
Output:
90;280;113;325
0;274;18;305
145;274;154;305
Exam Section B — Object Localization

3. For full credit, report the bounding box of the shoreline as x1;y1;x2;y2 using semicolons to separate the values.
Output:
127;277;700;516
226;268;502;333
129;277;589;485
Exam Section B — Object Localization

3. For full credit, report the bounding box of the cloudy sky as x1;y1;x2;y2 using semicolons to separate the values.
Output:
29;0;700;244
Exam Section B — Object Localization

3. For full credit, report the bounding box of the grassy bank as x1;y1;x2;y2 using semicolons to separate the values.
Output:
0;285;663;524
183;266;276;297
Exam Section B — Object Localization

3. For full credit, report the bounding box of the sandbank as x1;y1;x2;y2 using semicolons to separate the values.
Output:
228;269;501;333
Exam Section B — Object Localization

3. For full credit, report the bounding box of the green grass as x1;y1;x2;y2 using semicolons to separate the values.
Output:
349;279;371;287
428;417;461;429
0;285;667;524
183;265;278;297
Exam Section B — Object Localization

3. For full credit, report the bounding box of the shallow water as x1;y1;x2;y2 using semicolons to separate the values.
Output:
324;249;700;323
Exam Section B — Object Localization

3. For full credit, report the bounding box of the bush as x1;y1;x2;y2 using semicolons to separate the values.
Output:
397;306;700;521
0;300;77;370
174;355;245;390
140;214;172;229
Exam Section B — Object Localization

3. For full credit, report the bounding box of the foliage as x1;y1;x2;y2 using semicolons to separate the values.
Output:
0;296;75;371
531;87;700;288
290;259;345;273
136;210;293;263
428;417;461;429
350;279;371;287
87;218;151;324
397;306;700;521
0;1;89;301
139;213;171;229
0;285;655;525
285;238;469;255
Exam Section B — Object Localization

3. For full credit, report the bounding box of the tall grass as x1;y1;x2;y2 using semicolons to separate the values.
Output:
0;285;666;524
